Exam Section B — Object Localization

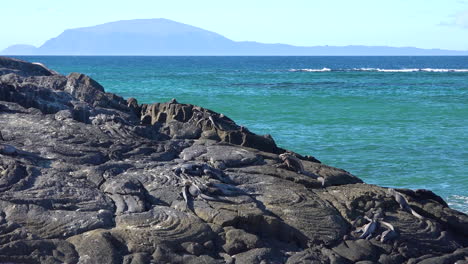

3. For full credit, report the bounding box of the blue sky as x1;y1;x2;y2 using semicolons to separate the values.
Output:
1;0;468;50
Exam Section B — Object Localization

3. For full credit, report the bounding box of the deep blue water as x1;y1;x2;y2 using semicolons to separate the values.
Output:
14;56;468;213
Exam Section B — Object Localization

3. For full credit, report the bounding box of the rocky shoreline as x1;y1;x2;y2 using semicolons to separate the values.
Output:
0;56;467;264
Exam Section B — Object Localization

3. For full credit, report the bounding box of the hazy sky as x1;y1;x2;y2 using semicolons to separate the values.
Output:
2;0;468;50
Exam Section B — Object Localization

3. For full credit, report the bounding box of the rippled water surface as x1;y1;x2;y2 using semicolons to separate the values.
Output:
15;56;468;213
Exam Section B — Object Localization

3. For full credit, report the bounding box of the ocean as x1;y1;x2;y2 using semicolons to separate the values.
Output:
13;56;468;213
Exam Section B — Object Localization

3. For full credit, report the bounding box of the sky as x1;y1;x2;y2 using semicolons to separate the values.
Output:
1;0;468;51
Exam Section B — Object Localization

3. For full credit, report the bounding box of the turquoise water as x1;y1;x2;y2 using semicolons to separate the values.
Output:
15;56;468;213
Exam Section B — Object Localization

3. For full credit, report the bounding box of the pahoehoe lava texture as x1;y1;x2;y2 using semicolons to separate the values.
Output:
0;56;467;264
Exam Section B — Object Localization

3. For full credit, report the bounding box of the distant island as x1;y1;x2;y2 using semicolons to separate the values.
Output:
2;18;468;56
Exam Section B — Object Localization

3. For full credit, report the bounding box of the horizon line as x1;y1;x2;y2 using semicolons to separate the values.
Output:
3;43;468;53
4;54;468;57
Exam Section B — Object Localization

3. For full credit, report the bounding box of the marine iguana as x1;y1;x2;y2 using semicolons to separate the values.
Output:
279;152;325;186
379;220;399;242
357;216;379;239
388;188;424;219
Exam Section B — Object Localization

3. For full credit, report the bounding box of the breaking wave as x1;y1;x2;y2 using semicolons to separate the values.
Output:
289;67;331;72
289;68;468;73
447;195;468;214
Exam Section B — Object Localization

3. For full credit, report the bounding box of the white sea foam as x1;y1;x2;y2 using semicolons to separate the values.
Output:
358;68;468;72
289;68;331;72
376;68;420;72
420;68;468;72
447;195;468;213
354;68;468;72
289;68;468;73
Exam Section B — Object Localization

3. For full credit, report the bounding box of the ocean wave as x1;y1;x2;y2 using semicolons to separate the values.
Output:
420;68;468;72
373;68;468;73
289;68;331;72
289;68;468;73
375;68;420;72
447;195;468;213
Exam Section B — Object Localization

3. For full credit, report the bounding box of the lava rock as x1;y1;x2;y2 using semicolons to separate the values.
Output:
0;56;466;264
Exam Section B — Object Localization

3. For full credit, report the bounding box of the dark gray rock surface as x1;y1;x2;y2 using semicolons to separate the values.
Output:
0;56;467;264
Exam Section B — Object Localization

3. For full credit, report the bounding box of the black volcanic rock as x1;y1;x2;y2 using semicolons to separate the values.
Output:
0;56;57;77
0;56;467;263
